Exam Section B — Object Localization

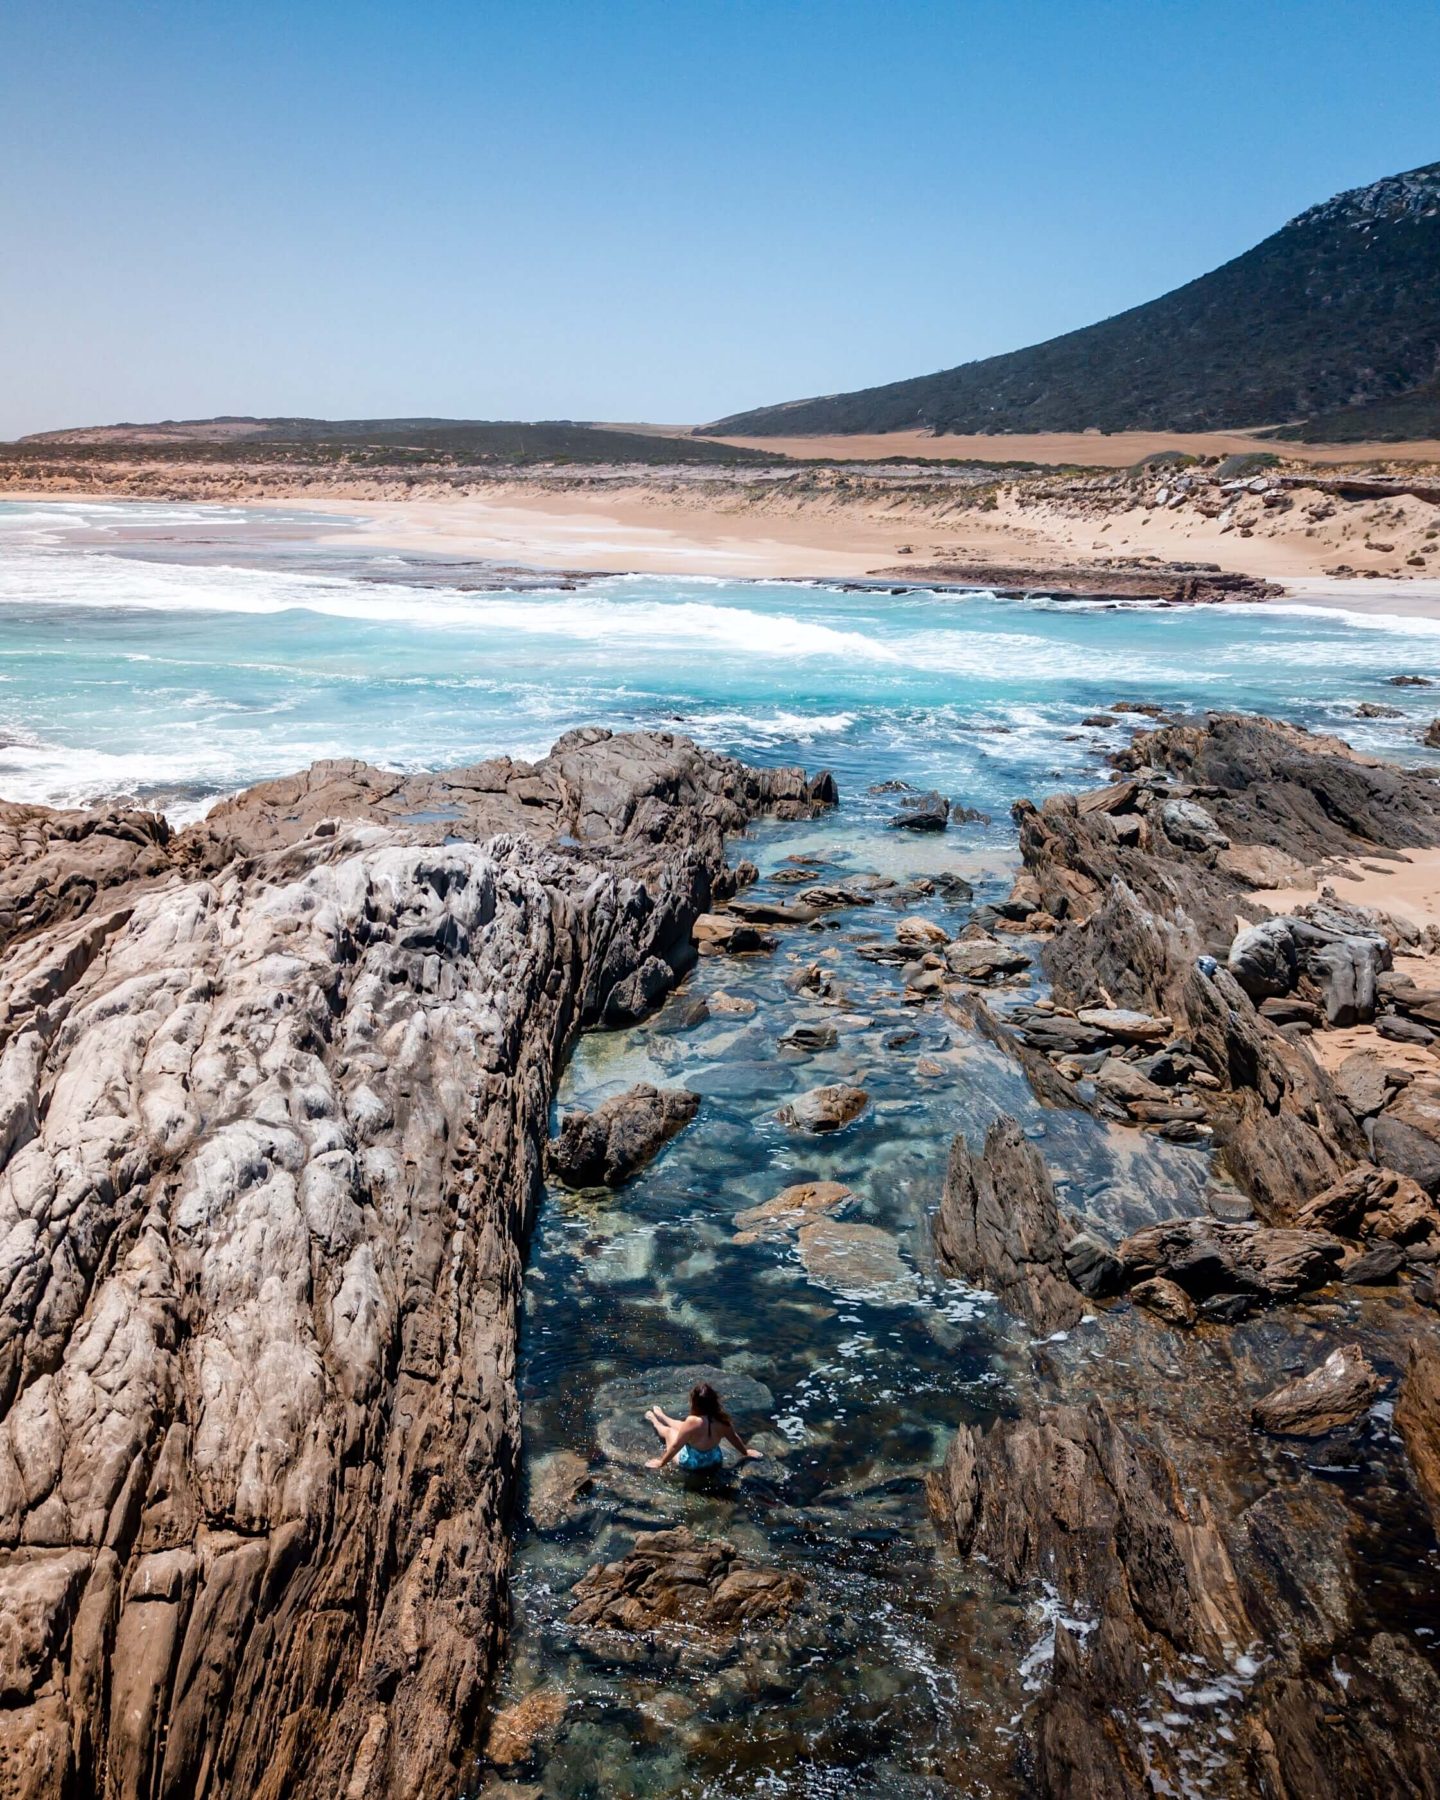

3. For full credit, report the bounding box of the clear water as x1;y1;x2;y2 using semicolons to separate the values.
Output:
2;499;1438;1795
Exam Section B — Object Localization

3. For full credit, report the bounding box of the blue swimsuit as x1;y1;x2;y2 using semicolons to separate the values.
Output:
676;1442;726;1471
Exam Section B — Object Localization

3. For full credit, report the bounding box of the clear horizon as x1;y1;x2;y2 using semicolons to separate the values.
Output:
2;0;1437;440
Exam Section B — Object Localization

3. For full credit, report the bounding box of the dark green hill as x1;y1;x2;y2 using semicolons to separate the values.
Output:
704;163;1440;438
1266;379;1440;444
15;418;778;466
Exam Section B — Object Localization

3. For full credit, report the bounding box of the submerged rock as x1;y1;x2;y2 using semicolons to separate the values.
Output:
567;1528;804;1637
795;1218;916;1302
779;1021;839;1053
733;1180;854;1243
775;1083;869;1133
548;1084;700;1188
484;1688;568;1768
525;1451;594;1532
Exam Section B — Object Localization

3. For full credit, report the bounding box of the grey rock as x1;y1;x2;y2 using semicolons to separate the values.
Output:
1340;1242;1406;1284
934;1117;1083;1333
1228;918;1301;999
944;938;1030;982
890;791;950;832
1161;798;1230;851
1062;1231;1125;1299
1116;1217;1345;1300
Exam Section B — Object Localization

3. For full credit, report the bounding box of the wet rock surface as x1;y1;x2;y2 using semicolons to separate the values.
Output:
1251;1343;1385;1435
547;1083;700;1188
567;1527;804;1639
934;1116;1083;1334
923;714;1440;1797
0;729;829;1800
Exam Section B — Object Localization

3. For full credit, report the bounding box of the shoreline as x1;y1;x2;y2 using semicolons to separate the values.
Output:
7;481;1440;620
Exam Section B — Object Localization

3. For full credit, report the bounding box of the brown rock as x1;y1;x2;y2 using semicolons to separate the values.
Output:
1296;1164;1439;1243
547;1084;699;1188
692;912;777;955
896;916;949;948
1396;1336;1440;1528
1116;1217;1345;1300
1076;1007;1172;1043
484;1689;567;1768
934;1117;1082;1334
1251;1344;1385;1436
1131;1276;1197;1326
0;729;823;1799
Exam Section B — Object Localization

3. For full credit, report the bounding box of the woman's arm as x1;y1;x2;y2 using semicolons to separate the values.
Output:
723;1421;763;1459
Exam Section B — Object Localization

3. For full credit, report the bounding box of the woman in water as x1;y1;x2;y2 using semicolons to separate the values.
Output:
645;1382;763;1471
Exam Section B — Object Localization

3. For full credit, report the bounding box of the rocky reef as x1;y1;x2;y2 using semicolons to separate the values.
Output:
925;714;1440;1795
0;730;831;1800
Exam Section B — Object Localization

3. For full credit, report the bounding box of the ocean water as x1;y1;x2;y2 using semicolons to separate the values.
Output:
1;498;1437;820
3;498;1438;1795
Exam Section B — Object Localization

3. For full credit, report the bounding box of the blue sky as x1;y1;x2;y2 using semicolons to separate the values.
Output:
2;0;1437;437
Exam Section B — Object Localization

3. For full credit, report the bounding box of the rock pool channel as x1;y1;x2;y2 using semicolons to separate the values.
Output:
489;806;1213;1798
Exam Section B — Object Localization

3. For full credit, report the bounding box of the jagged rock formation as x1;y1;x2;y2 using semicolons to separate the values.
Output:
934;1117;1082;1334
0;730;830;1800
928;715;1440;1797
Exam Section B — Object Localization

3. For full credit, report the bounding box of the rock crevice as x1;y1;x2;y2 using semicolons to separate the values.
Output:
0;730;829;1800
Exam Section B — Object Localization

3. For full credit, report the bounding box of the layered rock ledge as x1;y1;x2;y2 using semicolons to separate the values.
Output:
0;730;831;1800
929;714;1440;1797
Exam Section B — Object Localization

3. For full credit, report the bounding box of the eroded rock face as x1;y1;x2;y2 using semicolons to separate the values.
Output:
928;716;1440;1796
934;1117;1082;1334
1116;1217;1345;1301
0;729;828;1800
1396;1337;1440;1528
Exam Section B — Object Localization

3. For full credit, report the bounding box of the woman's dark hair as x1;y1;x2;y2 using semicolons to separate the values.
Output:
690;1382;731;1426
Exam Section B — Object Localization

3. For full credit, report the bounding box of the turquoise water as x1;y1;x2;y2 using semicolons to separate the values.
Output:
3;499;1438;1795
0;499;1437;818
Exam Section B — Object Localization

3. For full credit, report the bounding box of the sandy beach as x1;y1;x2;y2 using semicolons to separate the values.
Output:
8;438;1440;615
268;480;1440;617
627;424;1440;468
